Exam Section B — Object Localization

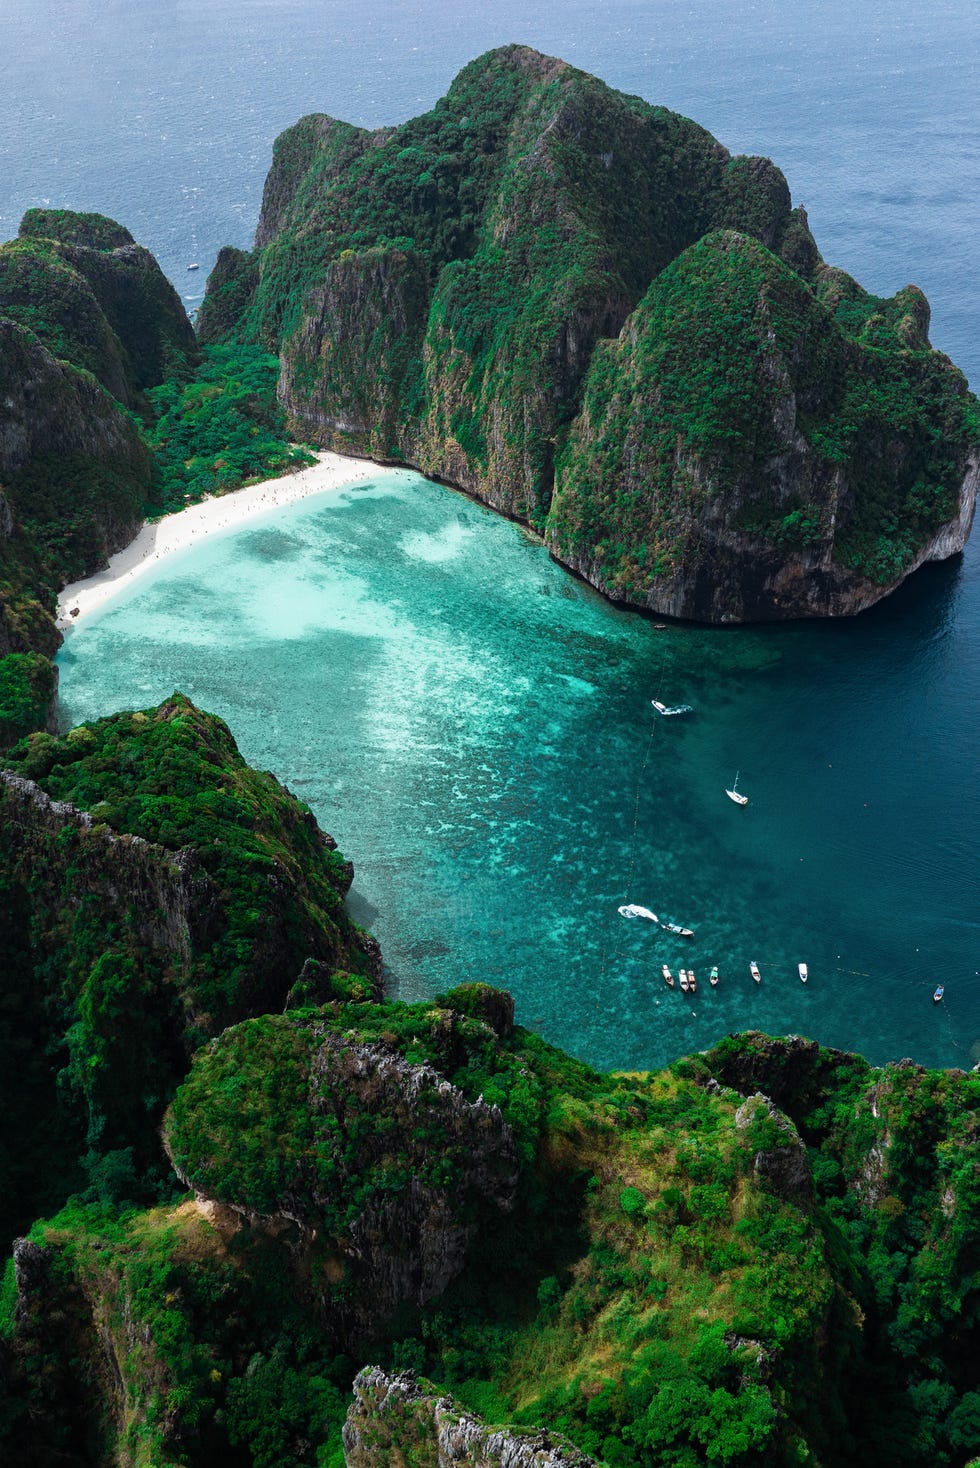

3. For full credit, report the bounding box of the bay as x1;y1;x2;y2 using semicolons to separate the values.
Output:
56;472;980;1073
1;0;976;1069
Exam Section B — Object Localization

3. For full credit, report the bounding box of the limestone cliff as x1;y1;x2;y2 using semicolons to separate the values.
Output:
343;1368;599;1468
0;694;378;1242
201;45;979;620
164;1019;518;1342
548;231;979;621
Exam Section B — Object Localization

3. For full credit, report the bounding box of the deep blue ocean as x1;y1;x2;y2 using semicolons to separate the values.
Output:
3;1;979;1071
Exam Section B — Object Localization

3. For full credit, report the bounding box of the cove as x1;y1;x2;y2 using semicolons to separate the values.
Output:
56;469;980;1074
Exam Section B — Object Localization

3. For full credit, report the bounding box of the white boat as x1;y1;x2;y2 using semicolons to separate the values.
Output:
726;771;748;805
187;262;200;270
933;985;944;1003
651;699;693;716
618;903;659;922
679;969;690;992
750;960;761;984
660;919;695;938
798;963;808;983
709;965;719;987
661;964;674;988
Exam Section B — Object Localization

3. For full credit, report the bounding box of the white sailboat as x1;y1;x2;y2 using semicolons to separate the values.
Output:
726;771;748;805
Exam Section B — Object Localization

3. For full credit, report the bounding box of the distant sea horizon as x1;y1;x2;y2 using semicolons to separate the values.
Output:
5;0;980;1072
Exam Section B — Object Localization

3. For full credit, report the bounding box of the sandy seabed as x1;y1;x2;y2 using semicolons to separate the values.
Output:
56;452;399;629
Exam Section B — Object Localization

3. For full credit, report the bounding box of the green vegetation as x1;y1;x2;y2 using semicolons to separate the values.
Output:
198;43;979;618
549;230;980;604
0;214;311;751
0;694;373;1248
197;44;823;533
0;650;55;746
146;344;314;513
4;995;979;1466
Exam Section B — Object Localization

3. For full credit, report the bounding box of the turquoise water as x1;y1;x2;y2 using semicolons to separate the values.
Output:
57;474;980;1073
5;0;979;1069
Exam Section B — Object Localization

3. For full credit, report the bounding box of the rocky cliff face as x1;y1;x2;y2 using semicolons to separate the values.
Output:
165;1018;518;1342
0;694;378;1238
201;45;978;620
548;231;979;621
0;208;198;736
343;1368;599;1468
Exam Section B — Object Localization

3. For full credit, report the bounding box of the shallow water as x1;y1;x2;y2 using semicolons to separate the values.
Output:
5;0;978;1070
57;474;980;1072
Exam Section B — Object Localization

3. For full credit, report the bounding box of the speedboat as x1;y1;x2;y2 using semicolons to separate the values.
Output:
750;960;761;984
798;963;808;983
618;904;658;922
933;985;944;1003
651;699;693;716
709;965;719;986
661;964;675;987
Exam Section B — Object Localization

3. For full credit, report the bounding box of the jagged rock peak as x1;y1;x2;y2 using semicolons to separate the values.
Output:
343;1367;599;1467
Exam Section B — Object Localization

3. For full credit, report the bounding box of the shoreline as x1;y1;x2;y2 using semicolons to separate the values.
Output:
56;451;399;630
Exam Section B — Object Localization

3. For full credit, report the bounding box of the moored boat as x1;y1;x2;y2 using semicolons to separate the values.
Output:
726;770;748;805
660;919;695;938
933;984;944;1003
709;965;719;986
662;964;675;988
750;960;761;984
799;962;808;983
679;969;690;992
651;699;693;716
688;969;697;993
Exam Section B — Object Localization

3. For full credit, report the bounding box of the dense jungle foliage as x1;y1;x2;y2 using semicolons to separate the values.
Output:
3;989;979;1467
198;44;979;615
0;212;310;751
0;694;374;1252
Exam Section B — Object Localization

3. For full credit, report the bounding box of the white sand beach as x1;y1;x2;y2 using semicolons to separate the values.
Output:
56;451;398;629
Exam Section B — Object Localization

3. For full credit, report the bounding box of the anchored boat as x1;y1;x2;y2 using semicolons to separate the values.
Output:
709;965;719;987
726;771;748;805
660;919;695;938
750;960;761;984
679;969;690;993
799;963;808;983
651;699;693;716
688;969;697;993
934;985;944;1003
661;964;675;987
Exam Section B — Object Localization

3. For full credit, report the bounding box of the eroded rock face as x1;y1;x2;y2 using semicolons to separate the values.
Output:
165;1024;519;1340
203;46;978;622
548;230;979;622
735;1092;815;1208
342;1368;599;1468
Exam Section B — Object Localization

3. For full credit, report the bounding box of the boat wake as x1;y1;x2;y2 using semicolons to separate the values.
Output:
618;903;659;922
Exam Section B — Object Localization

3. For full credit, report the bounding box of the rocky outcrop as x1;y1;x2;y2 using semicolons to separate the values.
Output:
734;1092;814;1208
0;695;378;1189
342;1368;599;1468
13;207;198;397
202;45;977;621
548;230;979;622
165;1023;518;1340
0;317;151;583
